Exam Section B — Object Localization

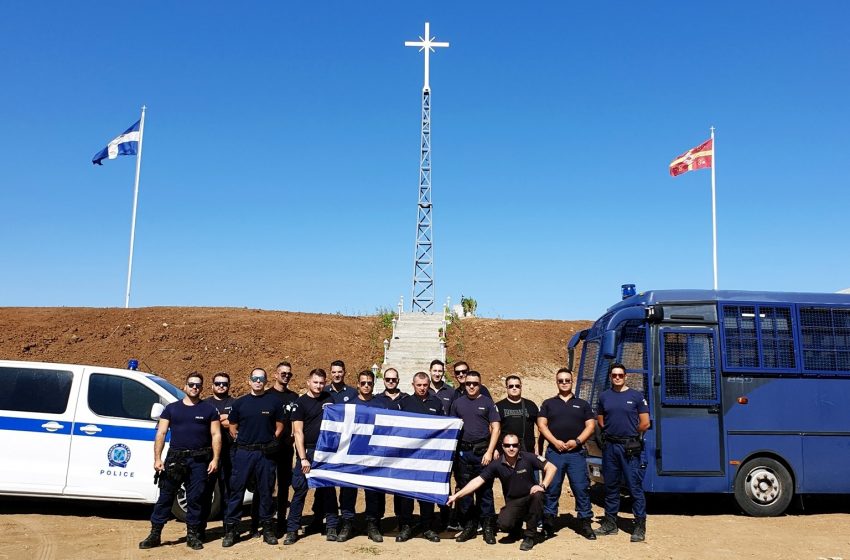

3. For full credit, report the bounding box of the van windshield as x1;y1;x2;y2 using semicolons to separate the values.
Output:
147;375;185;400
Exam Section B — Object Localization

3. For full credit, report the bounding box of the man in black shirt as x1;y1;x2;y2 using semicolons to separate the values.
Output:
222;368;286;548
268;361;298;533
284;368;339;545
395;372;445;543
496;374;540;454
377;367;407;404
203;372;235;526
537;367;596;540
139;373;221;551
448;433;556;552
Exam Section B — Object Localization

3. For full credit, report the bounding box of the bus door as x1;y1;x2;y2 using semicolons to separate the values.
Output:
657;327;725;475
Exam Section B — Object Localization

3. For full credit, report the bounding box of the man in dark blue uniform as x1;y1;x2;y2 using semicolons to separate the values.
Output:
203;372;234;527
428;359;454;414
221;368;286;547
537;367;596;540
448;433;556;551
451;361;491;399
268;361;298;534
395;371;445;543
284;368;339;545
139;373;221;551
378;367;408;404
326;359;359;541
449;370;501;544
595;362;651;542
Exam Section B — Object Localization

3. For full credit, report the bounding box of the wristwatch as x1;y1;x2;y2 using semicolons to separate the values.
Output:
575;438;582;446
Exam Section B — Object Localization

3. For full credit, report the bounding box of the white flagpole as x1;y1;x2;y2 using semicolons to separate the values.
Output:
710;125;718;290
124;105;146;308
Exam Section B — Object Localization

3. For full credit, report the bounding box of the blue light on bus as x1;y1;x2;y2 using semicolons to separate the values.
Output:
621;284;636;300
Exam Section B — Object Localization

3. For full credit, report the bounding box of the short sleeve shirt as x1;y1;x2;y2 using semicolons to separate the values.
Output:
450;394;500;442
496;398;539;452
162;400;219;451
291;391;334;446
399;394;445;416
203;395;235;445
539;395;594;450
229;392;286;445
429;383;456;415
328;383;358;404
268;387;299;440
597;388;649;438
480;451;547;499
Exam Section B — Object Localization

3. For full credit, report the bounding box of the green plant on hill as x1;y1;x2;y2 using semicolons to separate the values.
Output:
461;295;477;317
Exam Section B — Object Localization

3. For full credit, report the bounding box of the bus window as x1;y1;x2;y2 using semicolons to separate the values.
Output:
577;340;598;401
662;331;718;404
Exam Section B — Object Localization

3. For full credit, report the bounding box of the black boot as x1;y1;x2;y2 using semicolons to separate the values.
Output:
542;514;556;539
579;518;597;540
631;517;646;542
366;520;383;543
283;531;298;545
138;523;163;549
482;518;497;545
337;519;354;542
326;526;338;542
455;520;477;543
395;524;413;542
186;525;204;550
519;536;535;551
221;524;240;548
595;514;618;536
262;522;279;545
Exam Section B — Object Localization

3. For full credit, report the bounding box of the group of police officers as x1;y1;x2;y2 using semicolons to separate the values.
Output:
139;359;650;551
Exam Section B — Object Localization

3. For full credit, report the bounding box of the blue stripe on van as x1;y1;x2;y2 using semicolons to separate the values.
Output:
0;415;73;435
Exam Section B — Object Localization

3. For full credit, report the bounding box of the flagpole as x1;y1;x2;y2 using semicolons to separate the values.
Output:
124;105;146;308
710;125;718;290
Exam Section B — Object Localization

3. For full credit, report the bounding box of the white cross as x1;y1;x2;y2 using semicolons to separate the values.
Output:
404;22;449;92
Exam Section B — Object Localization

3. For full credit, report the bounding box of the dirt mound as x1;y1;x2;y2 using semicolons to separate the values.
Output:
0;307;590;399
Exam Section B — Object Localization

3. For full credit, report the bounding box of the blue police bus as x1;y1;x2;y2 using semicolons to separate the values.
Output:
568;287;850;516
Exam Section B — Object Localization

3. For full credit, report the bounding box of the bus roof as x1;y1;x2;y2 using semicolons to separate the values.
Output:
607;289;850;313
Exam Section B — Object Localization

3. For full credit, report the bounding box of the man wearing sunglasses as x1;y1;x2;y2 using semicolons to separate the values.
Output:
377;368;407;403
203;372;235;529
537;368;596;540
451;361;491;400
268;361;299;534
222;368;287;547
496;375;540;454
447;433;556;552
140;373;221;551
595;362;651;542
396;371;445;543
449;370;501;544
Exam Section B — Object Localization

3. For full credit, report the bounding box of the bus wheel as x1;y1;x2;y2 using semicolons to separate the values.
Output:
172;482;222;522
734;457;793;517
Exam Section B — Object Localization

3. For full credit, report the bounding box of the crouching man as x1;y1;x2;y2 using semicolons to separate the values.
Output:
447;433;555;552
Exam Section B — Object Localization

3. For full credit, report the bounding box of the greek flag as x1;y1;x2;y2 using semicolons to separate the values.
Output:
307;404;462;504
92;120;141;165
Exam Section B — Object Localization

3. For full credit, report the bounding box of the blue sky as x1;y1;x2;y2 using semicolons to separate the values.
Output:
1;2;848;320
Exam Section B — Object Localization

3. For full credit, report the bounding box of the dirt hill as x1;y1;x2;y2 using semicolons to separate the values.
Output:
0;307;591;401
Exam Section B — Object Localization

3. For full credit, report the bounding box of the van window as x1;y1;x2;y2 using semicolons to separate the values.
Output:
0;367;73;414
88;374;160;421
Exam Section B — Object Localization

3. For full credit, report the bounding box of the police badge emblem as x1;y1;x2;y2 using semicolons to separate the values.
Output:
107;443;132;468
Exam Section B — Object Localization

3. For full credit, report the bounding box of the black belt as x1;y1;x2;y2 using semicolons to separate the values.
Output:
234;442;271;451
168;447;212;458
458;438;488;452
605;435;639;444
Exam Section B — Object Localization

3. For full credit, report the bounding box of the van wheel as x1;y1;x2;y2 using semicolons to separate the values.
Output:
171;482;221;521
734;457;793;517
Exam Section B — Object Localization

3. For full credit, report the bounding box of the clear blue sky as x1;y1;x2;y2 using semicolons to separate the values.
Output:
1;2;848;320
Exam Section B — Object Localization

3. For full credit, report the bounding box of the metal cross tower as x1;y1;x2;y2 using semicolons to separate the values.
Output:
405;22;449;313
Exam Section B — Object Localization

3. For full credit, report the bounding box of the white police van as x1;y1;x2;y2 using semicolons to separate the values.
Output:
0;359;225;520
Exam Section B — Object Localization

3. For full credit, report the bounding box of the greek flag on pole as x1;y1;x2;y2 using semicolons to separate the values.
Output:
92;120;141;165
307;404;462;504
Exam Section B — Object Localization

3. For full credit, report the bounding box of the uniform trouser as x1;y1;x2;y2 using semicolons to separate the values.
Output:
498;492;544;538
602;442;647;519
275;444;294;521
216;444;233;514
394;495;435;528
225;448;276;526
543;447;592;519
365;490;386;522
151;454;214;527
455;450;495;523
339;486;357;520
286;448;339;533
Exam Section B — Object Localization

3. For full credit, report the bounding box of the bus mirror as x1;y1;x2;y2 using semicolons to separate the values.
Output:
602;330;618;358
646;304;664;323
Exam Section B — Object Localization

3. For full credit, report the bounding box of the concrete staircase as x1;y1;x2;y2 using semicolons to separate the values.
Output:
379;310;447;392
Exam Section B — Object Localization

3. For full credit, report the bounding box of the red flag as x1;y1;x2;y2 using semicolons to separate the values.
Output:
669;139;713;177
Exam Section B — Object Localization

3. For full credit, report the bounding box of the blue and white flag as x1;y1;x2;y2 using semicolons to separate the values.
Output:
307;404;463;504
92;120;141;165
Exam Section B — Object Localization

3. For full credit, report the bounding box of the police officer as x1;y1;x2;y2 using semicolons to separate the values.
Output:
268;361;298;533
221;368;286;547
495;374;540;454
451;361;491;399
449;370;501;544
537;367;596;540
284;368;339;545
428;359;454;415
203;372;234;525
448;433;556;552
395;371;445;543
378;367;408;403
595;362;651;542
139;373;221;550
327;359;359;541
